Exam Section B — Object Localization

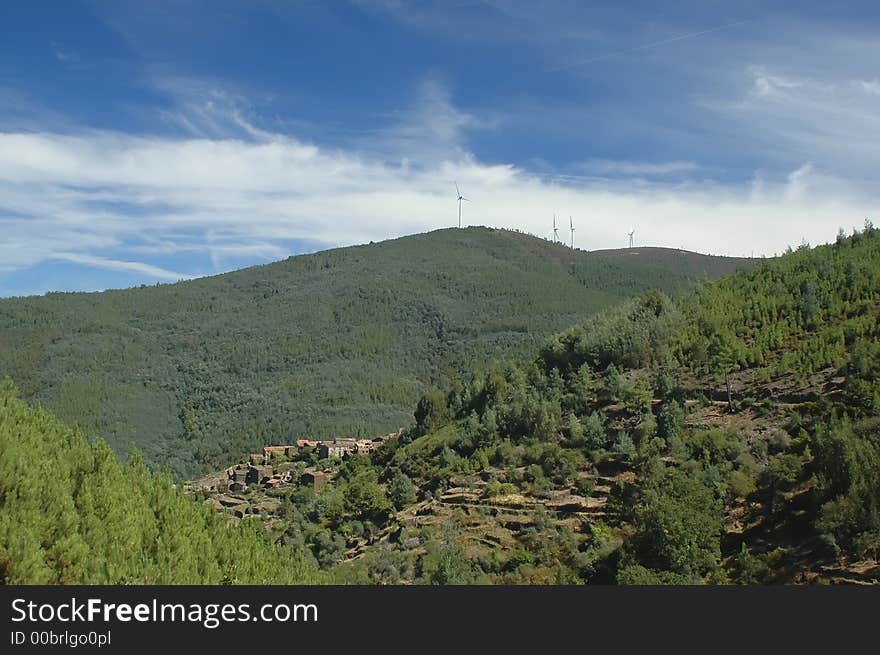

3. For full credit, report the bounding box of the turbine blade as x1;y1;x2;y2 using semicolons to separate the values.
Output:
455;181;461;196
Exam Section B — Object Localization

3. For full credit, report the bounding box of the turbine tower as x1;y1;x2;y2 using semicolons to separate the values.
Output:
569;216;575;249
454;181;469;228
553;214;559;242
628;228;635;248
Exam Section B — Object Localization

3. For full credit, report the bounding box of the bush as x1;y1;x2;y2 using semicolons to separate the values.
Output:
486;480;517;497
575;477;595;497
616;564;697;585
765;454;803;487
418;528;478;585
728;469;757;499
733;544;770;584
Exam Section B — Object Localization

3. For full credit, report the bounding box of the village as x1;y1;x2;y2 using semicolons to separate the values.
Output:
183;429;404;522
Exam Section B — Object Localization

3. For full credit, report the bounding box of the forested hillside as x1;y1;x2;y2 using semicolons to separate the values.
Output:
191;225;878;584
0;382;321;584
0;227;749;478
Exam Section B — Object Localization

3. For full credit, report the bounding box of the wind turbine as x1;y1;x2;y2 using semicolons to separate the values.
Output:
627;228;635;248
553;214;559;242
569;216;575;249
455;182;469;228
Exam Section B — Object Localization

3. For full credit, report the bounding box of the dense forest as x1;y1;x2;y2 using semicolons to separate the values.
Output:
0;227;749;478
0;382;322;584
192;224;878;584
3;226;877;585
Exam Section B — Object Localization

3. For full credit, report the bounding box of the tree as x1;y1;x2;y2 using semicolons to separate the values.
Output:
581;411;608;449
0;386;322;584
341;469;391;519
631;464;723;580
603;364;625;402
707;330;739;410
566;412;585;446
414;388;450;435
812;417;880;551
658;400;685;443
388;472;418;509
419;524;477;585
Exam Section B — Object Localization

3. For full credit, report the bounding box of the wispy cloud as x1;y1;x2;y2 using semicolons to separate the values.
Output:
367;78;484;163
51;253;193;281
580;159;700;177
705;64;880;181
3;12;880;296
550;19;753;71
0;108;873;288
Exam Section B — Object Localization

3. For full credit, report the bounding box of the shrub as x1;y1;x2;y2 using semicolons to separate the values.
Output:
616;564;697;585
486;480;517;497
575;478;595;497
765;454;803;487
728;469;757;499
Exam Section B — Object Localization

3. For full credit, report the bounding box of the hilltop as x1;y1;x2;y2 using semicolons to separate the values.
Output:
587;245;754;276
0;227;752;477
188;226;880;584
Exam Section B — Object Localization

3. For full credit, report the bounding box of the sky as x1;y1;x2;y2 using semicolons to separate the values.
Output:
1;0;879;296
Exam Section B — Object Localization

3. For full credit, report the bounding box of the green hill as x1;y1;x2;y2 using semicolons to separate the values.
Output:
0;382;321;584
0;227;751;478
190;226;878;584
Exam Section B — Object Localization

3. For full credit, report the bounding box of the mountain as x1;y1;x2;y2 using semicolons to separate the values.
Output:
0;382;321;584
189;226;880;584
0;227;752;478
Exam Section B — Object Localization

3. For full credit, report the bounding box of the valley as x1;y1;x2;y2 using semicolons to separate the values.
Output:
3;225;878;585
0;227;750;478
176;226;880;584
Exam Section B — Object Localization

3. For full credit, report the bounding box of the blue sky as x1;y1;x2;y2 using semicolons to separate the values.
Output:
1;0;879;296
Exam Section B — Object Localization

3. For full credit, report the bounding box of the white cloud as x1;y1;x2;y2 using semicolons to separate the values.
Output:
2;55;879;288
0;120;874;276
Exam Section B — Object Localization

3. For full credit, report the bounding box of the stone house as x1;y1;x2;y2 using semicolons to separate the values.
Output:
355;439;376;454
263;445;297;461
246;464;273;485
301;470;327;491
318;440;357;459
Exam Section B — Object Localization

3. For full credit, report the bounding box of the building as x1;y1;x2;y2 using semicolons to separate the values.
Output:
318;439;357;459
263;445;296;461
355;439;376;454
301;469;327;491
374;428;405;443
246;464;273;485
